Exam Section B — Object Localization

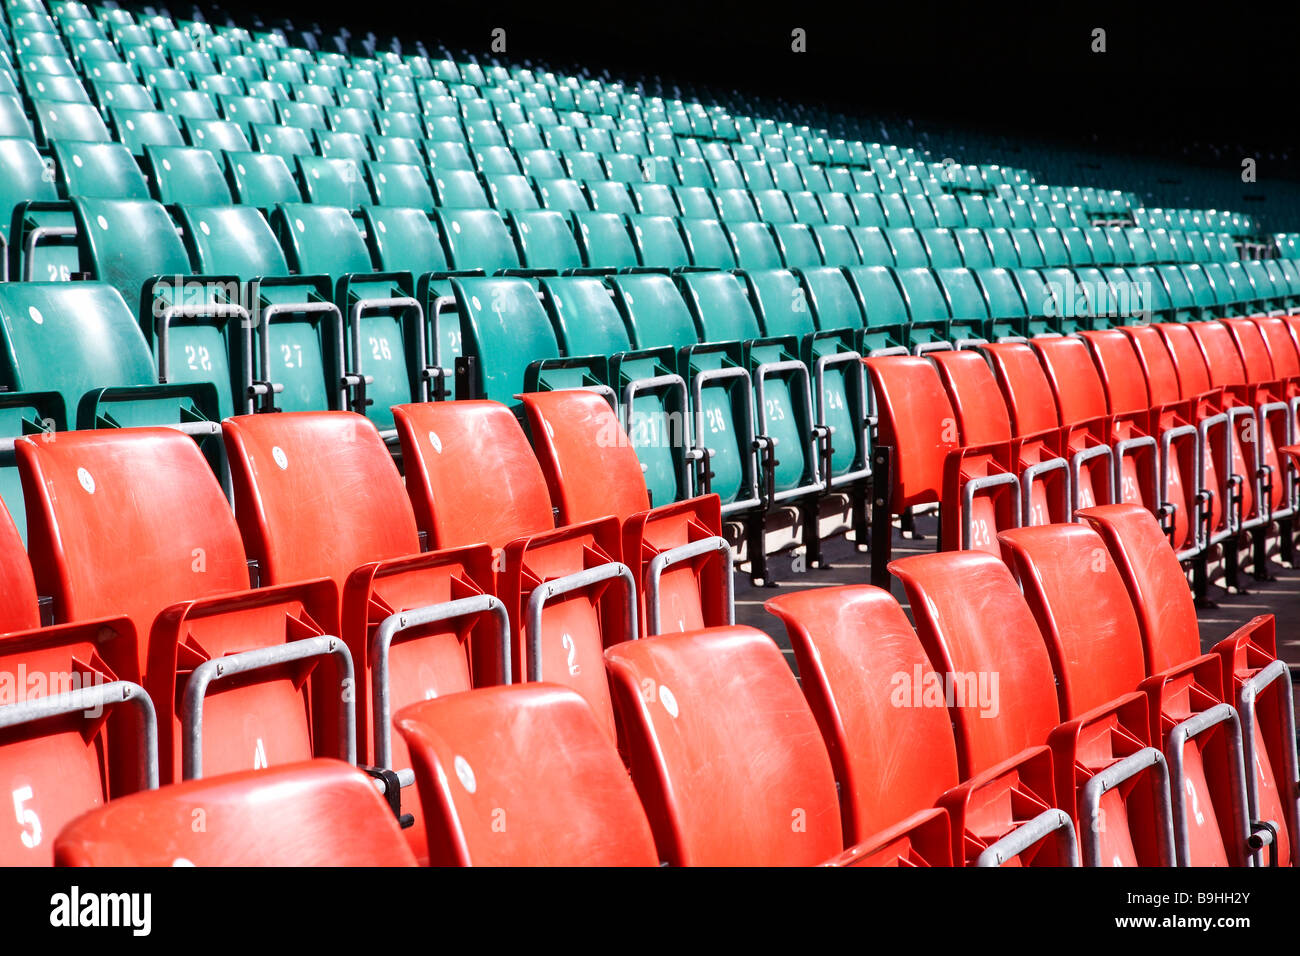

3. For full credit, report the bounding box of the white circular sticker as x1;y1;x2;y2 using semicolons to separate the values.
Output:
295;218;305;233
77;468;95;494
450;219;461;234
659;685;679;718
453;754;476;793
172;857;196;867
96;215;108;231
427;431;442;453
72;154;83;168
28;307;43;325
199;221;210;235
271;446;288;470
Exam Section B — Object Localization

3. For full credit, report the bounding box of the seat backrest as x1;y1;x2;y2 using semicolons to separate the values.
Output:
53;759;416;865
981;341;1061;436
518;389;651;524
889;550;1060;778
1078;329;1152;417
1031;334;1108;426
1188;321;1248;389
864;356;958;509
222;411;421;588
72;197;191;314
1120;326;1182;407
608;272;699;351
18;427;249;668
1155;323;1214;398
392;400;554;551
930;349;1012;444
144;144;232;204
999;523;1148;717
360;206;448;275
176;203;288;277
54;140;150;199
274;202;373;277
1076;504;1202;673
435;207;520;272
742;268;817;339
675;269;762;343
451;276;561;404
765;586;961;845
605;626;843;865
0;282;162;421
539;274;633;357
395;685;659;866
224;150;302;207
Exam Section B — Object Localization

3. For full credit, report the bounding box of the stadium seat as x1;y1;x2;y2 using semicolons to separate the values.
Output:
395;685;659;865
18;427;345;786
54;760;415;866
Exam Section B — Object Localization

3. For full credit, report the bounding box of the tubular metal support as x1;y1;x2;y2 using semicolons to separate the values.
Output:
645;535;735;635
1079;746;1176;867
976;808;1080;867
524;562;638;682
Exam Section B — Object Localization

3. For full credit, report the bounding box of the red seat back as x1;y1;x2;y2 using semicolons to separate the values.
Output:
888;550;1060;777
1155;324;1214;399
0;504;39;632
1121;326;1183;407
930;349;1012;445
1076;504;1202;672
18;429;250;676
864;356;958;509
54;760;417;866
1221;317;1279;385
392;400;555;551
1189;321;1248;389
765;586;961;844
1031;335;1109;425
396;684;660;866
999;523;1147;717
982;342;1061;436
518;389;652;524
605;626;843;865
1251;317;1300;378
223;411;422;588
1079;330;1152;417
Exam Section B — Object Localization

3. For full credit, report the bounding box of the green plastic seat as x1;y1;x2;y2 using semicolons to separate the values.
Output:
771;223;823;270
367;134;422;165
628;214;690;271
52;139;150;199
224;150;302;207
679;218;736;270
109;107;183;155
32;98;110;145
364;161;432;208
0;280;219;536
570;211;638;271
450;275;601;404
608;272;759;519
315;129;369;164
296;156;367;208
919;228;963;269
972;267;1029;338
933;267;992;342
144;144;232;205
508;209;582;272
0;136;72;283
273;202;423;428
585;180;635;216
250;122;313;161
744;267;868;492
182;117;249;155
72;197;243;418
812;224;861;267
485;172;540;211
728;221;782;271
843;265;910;352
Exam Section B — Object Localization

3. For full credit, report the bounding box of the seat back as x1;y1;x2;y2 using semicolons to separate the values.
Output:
395;685;659;866
222;411;421;588
864;355;958;509
605;626;843;865
392;400;554;551
1031;335;1108;426
930;349;1012;445
999;523;1147;716
1076;504;1202;673
889;550;1060;777
982;341;1062;436
765;586;961;844
54;760;416;865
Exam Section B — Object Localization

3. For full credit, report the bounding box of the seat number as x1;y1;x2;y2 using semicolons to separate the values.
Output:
369;335;392;361
185;344;212;371
12;786;40;848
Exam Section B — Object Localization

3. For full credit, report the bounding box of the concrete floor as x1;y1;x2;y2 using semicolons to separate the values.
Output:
730;511;1300;718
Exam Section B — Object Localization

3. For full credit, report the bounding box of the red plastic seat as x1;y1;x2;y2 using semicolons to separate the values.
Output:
17;428;343;788
931;348;1069;528
54;760;416;866
983;341;1112;515
515;390;730;636
390;400;637;741
395;684;660;866
766;585;1069;867
1157;322;1257;556
605;626;846;865
1001;521;1255;866
890;548;1174;866
865;355;1019;584
1079;503;1297;865
222;410;499;861
1079;329;1202;551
